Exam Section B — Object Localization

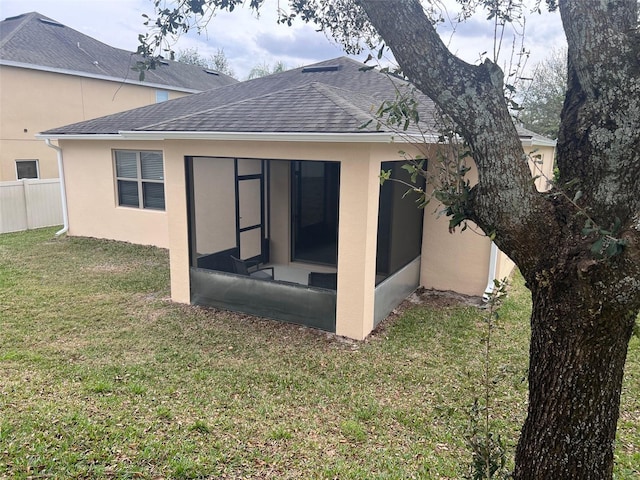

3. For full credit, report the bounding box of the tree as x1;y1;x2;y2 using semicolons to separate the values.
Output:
176;47;236;78
139;1;640;477
518;47;567;139
247;60;288;79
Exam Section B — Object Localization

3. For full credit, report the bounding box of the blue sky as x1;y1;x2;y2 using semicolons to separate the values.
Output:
0;0;566;80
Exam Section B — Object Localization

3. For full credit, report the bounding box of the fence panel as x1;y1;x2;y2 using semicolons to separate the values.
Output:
0;179;63;234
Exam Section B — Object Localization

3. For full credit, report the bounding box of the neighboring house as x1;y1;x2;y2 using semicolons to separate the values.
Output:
0;11;237;182
39;57;555;340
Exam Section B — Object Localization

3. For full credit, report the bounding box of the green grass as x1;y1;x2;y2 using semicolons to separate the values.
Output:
1;227;638;479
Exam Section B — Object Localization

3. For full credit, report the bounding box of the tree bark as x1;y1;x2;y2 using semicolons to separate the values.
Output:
514;278;636;478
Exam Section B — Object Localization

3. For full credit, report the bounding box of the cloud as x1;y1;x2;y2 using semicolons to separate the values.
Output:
1;0;565;81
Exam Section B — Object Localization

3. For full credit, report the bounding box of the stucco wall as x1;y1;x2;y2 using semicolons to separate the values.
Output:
57;137;552;337
0;66;189;181
58;139;169;248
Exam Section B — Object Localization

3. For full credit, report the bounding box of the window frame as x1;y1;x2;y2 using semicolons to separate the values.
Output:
113;150;165;211
15;159;39;180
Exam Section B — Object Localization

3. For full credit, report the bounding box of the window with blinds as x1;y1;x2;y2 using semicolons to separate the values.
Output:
114;150;165;210
16;160;39;179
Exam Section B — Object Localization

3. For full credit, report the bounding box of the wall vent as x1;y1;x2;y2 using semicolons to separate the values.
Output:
39;18;64;27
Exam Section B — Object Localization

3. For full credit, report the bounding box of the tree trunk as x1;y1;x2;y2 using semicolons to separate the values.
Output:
514;278;636;478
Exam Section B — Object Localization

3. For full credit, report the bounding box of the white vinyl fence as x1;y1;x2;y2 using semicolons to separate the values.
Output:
0;179;63;234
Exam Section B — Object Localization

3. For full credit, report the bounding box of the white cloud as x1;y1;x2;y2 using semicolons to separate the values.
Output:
1;0;565;80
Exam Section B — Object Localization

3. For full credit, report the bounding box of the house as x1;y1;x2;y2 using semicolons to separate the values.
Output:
0;12;237;182
39;57;555;340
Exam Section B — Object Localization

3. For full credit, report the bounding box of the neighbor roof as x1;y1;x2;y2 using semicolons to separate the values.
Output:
0;12;237;92
41;57;440;138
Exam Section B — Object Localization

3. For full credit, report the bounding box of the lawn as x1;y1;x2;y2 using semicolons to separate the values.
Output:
0;227;638;479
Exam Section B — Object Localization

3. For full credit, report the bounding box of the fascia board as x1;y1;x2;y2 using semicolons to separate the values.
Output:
117;131;438;143
0;60;200;93
36;134;126;141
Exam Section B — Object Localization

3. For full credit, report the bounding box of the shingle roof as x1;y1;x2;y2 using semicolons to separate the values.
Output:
40;55;555;144
0;12;237;92
42;57;439;136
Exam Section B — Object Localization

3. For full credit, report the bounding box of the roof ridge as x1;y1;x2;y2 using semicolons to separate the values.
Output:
0;11;36;49
309;82;380;126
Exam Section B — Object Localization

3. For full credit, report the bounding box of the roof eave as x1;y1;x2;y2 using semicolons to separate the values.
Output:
38;131;437;143
520;136;557;148
36;133;127;141
37;131;555;147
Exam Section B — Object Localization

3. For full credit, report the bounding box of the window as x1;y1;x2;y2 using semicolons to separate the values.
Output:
16;160;39;179
114;150;165;210
155;90;169;103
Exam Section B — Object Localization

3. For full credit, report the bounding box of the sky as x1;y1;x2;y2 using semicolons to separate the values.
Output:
0;0;566;81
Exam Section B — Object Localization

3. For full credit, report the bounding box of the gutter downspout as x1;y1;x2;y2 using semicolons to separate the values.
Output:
45;139;69;236
483;242;499;301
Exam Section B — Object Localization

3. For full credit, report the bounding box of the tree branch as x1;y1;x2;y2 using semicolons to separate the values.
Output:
358;0;555;272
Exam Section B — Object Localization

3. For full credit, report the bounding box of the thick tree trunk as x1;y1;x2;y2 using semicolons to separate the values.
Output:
514;279;636;478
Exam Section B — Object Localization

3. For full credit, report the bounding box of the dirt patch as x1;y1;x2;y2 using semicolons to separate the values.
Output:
369;287;484;339
86;263;134;274
410;287;484;308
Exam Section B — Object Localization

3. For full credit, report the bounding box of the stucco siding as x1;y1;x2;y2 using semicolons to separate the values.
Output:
0;66;189;181
59;139;169;248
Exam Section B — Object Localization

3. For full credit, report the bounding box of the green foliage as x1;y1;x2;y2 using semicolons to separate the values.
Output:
466;399;508;480
134;0;264;77
369;83;475;233
176;47;236;78
518;47;566;139
582;218;627;259
247;61;288;80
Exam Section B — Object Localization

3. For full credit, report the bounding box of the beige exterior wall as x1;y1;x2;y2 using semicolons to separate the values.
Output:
56;137;553;338
529;145;556;191
58;139;169;248
0;66;189;181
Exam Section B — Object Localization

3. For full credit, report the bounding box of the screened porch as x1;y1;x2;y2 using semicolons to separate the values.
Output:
184;155;424;333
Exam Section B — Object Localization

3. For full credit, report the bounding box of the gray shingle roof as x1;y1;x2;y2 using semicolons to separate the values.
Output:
42;57;439;136
40;55;555;144
0;12;237;92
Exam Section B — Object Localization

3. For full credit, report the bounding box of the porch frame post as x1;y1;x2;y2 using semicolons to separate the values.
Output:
165;145;191;304
335;148;381;340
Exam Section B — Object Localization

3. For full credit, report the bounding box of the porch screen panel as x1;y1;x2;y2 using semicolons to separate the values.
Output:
376;161;425;282
238;179;262;229
237;158;262;176
192;157;236;255
240;228;262;259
